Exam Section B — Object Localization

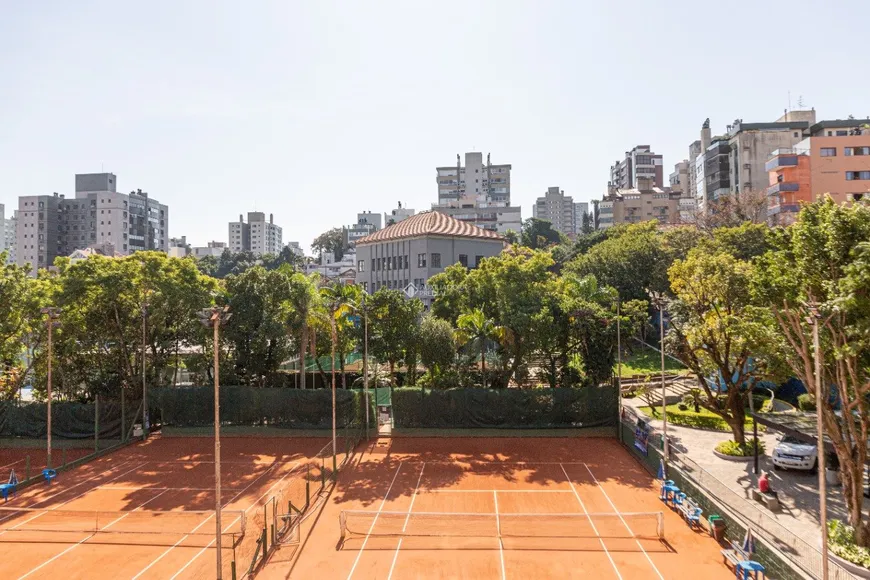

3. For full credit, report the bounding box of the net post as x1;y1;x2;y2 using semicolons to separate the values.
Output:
332;454;337;480
263;504;268;554
260;528;267;564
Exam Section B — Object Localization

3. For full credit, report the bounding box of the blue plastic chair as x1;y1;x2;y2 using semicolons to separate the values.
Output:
0;483;15;502
42;469;57;485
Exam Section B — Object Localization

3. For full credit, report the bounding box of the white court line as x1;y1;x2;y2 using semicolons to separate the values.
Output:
0;461;146;531
584;464;664;580
98;486;244;492
387;463;425;580
134;459;295;580
168;515;240;580
347;462;404;580
421;489;574;493
15;481;169;580
493;491;506;580
560;463;622;580
0;458;23;471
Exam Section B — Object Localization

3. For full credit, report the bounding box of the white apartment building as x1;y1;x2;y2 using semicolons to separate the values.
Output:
433;152;521;234
1;204;17;264
229;212;282;256
192;241;227;259
385;203;415;225
286;242;304;257
533;187;576;237
574;202;590;234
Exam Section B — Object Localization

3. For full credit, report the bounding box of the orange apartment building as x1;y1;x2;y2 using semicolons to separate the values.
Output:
766;119;870;225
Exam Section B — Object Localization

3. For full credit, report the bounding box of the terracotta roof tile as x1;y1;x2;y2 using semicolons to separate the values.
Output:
356;211;505;245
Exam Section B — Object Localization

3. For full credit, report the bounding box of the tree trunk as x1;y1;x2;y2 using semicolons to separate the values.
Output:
389;360;396;386
339;350;346;389
481;340;486;388
299;324;308;389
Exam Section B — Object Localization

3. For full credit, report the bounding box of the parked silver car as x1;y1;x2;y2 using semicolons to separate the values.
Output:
772;435;818;473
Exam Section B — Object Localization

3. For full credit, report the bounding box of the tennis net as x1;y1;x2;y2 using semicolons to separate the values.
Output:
339;510;664;542
0;507;246;537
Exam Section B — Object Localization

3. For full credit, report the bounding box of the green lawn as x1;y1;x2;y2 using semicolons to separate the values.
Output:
638;403;761;432
618;346;689;378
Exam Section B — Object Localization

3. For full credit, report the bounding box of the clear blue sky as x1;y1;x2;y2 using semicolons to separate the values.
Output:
2;0;868;253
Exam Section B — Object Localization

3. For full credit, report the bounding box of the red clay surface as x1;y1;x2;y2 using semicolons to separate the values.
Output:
0;435;329;579
0;447;94;480
285;437;734;580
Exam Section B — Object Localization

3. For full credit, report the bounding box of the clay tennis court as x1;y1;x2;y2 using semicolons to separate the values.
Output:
287;437;733;579
0;446;95;480
0;434;330;579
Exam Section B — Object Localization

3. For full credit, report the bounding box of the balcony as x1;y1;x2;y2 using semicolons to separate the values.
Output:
765;150;802;172
766;182;800;195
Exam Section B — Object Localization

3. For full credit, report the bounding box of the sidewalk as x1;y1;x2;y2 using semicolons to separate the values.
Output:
623;397;843;549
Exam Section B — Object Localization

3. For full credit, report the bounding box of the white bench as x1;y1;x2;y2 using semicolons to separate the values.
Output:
722;540;750;568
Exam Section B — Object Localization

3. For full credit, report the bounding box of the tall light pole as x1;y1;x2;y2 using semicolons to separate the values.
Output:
807;302;829;580
329;312;338;459
198;306;231;580
647;290;669;465
41;308;61;469
141;301;149;439
361;293;370;441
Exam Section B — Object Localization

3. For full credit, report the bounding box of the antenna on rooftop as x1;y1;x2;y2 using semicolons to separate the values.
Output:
797;95;805;109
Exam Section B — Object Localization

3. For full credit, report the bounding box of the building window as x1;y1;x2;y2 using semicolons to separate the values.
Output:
417;253;427;267
458;254;468;267
846;171;870;181
845;147;870;156
820;147;837;157
431;253;441;268
357;260;364;272
836;130;849;136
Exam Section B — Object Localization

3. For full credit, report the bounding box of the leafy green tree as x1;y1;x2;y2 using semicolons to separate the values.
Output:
567;222;672;303
428;264;470;323
224;265;293;386
455;308;504;387
418;315;455;379
367;289;423;384
312;228;346;262
520;218;564;249
752;199;870;546
666;248;765;444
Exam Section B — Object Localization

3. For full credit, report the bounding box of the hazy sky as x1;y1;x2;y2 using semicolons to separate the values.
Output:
2;0;868;252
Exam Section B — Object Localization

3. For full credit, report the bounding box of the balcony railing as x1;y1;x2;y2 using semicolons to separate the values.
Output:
765;153;801;172
766;182;800;195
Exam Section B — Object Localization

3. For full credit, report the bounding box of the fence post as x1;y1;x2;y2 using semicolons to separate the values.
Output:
321;457;326;488
94;395;100;453
263;504;268;555
121;388;126;444
332;454;337;480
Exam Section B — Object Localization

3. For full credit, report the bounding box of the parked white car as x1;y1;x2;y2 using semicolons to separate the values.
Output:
772;435;818;472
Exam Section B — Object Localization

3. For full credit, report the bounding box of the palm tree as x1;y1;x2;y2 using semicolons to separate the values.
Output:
320;282;362;389
285;273;322;389
455;308;504;388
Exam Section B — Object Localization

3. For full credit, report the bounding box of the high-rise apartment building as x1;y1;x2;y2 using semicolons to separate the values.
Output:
1;204;18;264
229;212;282;256
598;178;682;229
433;152;521;234
574;202;590;234
16;174;170;275
609;146;664;189
16;193;63;275
766;118;870;226
669;160;689;194
345;211;382;249
533;187;576;237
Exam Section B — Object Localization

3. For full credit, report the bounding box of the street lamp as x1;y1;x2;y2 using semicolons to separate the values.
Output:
198;306;232;580
40;307;61;469
806;302;829;580
360;293;370;441
646;290;669;465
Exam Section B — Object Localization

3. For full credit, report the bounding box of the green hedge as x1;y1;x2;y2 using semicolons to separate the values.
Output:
150;386;365;429
392;386;618;429
0;400;136;440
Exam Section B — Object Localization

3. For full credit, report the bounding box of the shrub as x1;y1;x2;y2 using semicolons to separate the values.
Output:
677;403;688;411
797;393;816;412
715;439;765;457
828;520;870;568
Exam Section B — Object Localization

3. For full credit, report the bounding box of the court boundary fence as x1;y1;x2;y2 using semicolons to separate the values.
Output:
619;406;852;580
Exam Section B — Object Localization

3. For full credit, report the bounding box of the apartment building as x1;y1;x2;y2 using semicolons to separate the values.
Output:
1;204;17;264
345;211;382;249
533;187;576;237
598;178;682;229
766;119;870;225
16;193;63;274
609;146;664;189
574;202;591;234
433;152;521;234
229;212;282;256
286;242;304;257
669;160;689;194
355;211;505;306
192;241;227;258
385;202;415;225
